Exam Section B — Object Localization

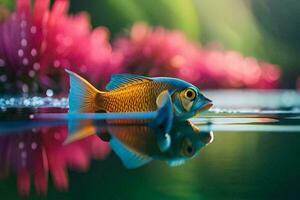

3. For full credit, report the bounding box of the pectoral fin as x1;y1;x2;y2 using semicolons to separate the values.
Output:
150;90;174;152
152;90;173;133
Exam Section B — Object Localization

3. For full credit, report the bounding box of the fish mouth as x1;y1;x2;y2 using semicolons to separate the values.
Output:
195;97;213;115
197;102;213;113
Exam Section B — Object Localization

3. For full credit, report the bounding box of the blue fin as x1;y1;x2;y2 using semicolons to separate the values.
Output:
156;133;171;152
167;159;186;167
66;69;100;113
64;124;96;144
150;90;173;152
106;74;152;91
65;69;100;135
155;90;174;133
110;137;152;169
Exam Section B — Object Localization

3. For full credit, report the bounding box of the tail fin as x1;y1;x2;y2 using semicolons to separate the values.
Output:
65;69;102;140
66;69;100;113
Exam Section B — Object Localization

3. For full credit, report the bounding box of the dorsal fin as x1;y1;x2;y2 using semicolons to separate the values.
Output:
106;74;152;91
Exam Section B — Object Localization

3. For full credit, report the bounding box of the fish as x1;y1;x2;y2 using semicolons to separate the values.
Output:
101;120;214;168
66;70;213;121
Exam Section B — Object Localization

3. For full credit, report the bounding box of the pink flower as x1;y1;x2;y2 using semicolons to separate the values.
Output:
0;127;110;196
0;0;119;94
113;23;281;89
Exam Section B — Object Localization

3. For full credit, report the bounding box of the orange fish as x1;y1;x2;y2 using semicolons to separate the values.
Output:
66;70;212;121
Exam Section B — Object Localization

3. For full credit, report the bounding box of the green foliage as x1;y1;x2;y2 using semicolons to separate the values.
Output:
0;0;14;10
69;0;202;40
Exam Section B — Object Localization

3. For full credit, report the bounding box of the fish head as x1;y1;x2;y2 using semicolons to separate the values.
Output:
172;85;213;121
164;121;214;165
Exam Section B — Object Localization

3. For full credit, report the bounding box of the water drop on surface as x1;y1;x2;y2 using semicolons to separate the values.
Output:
28;70;35;77
31;142;37;150
18;49;24;57
21;151;27;159
54;60;60;68
18;142;24;149
20;20;27;28
23;99;30;106
31;48;37;56
46;89;54;97
29;114;34;119
0;75;7;82
21;39;27;47
33;62;40;70
30;26;37;34
22;58;29;65
0;59;5;66
22;84;29;94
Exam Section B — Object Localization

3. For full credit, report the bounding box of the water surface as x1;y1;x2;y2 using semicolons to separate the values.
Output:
0;90;300;199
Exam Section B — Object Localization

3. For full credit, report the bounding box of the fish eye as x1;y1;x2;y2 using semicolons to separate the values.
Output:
184;88;196;100
182;138;195;157
187;146;194;154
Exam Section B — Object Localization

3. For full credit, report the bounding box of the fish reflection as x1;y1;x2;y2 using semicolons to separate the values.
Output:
100;120;213;168
0;126;110;196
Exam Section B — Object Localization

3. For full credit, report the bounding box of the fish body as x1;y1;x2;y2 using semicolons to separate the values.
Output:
105;120;213;168
66;70;212;121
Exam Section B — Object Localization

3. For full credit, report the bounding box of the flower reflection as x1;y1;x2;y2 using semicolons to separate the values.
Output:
114;23;280;89
0;126;110;196
0;0;119;94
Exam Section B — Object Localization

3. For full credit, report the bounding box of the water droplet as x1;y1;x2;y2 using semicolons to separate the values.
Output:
18;49;24;57
21;39;27;47
0;59;5;67
20;20;27;28
54;60;60;68
33;62;40;70
22;84;29;93
21;151;27;159
46;89;54;97
31;142;37;150
22;58;29;65
0;75;7;82
31;48;37;57
30;26;37;34
18;142;24;149
29;114;34;119
28;70;35;77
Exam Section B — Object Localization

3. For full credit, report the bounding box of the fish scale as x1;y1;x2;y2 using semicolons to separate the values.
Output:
97;81;172;112
109;126;161;155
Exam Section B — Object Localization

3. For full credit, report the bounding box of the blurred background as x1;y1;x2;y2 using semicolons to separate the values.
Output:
0;0;299;94
75;0;300;88
0;1;300;199
72;0;300;89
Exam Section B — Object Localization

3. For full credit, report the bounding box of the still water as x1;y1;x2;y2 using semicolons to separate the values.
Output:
0;90;300;199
